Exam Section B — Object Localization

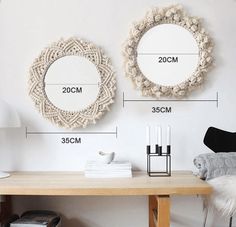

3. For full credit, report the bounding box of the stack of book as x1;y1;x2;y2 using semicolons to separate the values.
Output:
10;210;61;227
85;161;132;178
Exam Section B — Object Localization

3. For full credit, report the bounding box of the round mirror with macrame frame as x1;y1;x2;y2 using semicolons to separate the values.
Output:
123;5;213;98
29;38;116;129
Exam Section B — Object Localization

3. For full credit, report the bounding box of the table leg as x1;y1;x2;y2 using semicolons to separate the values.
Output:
149;195;156;227
156;195;170;227
149;195;170;227
0;195;12;223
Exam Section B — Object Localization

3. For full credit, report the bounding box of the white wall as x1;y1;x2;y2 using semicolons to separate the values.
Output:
0;0;236;226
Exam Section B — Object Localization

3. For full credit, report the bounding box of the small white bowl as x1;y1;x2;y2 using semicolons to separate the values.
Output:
97;151;115;164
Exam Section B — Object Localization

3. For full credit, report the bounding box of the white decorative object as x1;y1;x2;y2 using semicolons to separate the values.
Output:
29;37;116;129
146;126;150;145
0;99;21;179
98;151;115;164
167;126;171;145
123;5;213;98
155;126;158;144
158;126;162;146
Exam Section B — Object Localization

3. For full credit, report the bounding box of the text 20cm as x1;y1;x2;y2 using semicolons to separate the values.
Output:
62;87;82;93
158;57;178;63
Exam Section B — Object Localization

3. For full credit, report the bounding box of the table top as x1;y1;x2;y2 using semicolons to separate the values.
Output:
0;171;212;196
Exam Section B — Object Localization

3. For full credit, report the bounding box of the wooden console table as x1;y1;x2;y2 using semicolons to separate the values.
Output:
0;171;212;227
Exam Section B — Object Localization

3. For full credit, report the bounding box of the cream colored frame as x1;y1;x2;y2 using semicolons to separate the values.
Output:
123;5;213;98
29;38;116;129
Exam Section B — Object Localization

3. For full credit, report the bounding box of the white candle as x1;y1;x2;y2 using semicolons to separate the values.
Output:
158;126;162;146
167;125;171;145
146;126;150;145
155;126;158;144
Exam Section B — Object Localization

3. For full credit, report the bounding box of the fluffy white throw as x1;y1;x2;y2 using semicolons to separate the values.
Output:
207;175;236;217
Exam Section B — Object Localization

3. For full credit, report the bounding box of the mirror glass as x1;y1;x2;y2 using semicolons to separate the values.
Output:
137;24;199;86
45;56;101;112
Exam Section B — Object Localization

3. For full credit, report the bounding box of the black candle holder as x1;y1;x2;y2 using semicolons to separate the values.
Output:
146;145;171;177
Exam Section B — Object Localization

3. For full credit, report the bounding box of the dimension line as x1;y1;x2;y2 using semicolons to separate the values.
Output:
122;92;219;108
46;83;100;86
137;53;199;56
25;126;118;139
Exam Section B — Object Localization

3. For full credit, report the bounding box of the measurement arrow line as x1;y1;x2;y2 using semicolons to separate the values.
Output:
124;99;217;102
25;127;118;139
45;83;100;86
122;92;219;108
137;53;199;55
27;132;116;135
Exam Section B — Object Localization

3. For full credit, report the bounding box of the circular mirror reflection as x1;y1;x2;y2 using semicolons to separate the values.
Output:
45;56;101;112
137;24;199;86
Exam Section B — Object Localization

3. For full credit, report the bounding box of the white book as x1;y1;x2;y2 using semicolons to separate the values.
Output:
85;169;132;178
85;161;132;171
85;170;131;175
10;221;47;227
85;161;132;178
85;172;132;178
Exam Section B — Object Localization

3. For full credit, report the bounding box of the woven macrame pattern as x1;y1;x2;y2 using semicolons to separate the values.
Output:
123;5;214;98
29;38;116;129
